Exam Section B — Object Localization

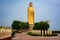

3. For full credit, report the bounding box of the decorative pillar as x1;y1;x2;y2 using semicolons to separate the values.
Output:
45;30;47;35
50;30;52;34
42;30;44;36
29;24;34;30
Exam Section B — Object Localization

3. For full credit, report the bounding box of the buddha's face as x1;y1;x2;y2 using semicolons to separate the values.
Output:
29;2;33;7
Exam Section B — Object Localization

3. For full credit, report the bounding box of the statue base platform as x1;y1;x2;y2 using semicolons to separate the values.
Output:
29;24;34;30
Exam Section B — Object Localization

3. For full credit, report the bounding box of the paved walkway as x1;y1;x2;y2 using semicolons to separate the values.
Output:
12;32;60;40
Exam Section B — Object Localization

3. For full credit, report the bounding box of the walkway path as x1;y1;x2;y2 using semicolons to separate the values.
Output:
12;32;60;40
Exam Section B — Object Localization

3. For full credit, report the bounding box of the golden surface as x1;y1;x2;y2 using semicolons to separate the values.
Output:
28;2;34;24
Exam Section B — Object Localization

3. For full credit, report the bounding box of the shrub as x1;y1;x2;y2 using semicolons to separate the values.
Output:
0;26;2;29
27;32;41;36
52;31;60;33
11;30;16;37
44;33;57;36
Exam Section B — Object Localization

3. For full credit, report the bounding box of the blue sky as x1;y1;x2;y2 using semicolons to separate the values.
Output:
0;0;60;30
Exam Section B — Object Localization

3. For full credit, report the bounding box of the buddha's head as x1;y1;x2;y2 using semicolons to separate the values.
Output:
29;2;33;7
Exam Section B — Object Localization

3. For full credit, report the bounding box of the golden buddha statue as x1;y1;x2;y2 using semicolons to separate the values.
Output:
28;2;34;30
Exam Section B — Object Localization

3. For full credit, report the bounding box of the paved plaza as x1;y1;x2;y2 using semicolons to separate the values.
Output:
12;32;60;40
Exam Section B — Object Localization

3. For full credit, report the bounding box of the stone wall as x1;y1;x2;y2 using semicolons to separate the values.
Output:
0;28;12;39
31;30;52;36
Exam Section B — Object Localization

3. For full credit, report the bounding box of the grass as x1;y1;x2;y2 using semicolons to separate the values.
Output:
44;33;57;36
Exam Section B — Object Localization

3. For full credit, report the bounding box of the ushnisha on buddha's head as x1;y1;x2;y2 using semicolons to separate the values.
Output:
29;2;33;7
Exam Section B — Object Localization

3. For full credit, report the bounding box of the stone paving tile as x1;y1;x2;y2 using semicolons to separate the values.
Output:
12;33;60;40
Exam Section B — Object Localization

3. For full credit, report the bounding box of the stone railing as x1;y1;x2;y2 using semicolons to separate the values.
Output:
31;30;52;36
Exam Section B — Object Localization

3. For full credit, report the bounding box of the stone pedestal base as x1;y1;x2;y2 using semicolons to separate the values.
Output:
29;24;34;30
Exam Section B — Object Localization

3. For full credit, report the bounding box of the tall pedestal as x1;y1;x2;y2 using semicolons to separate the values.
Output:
29;24;34;31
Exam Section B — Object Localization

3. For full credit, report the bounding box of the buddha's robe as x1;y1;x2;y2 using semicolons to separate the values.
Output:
28;7;34;24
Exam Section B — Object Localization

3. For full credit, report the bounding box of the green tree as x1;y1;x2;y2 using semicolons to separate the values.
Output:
12;20;29;31
19;22;29;30
12;20;21;31
33;21;50;35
